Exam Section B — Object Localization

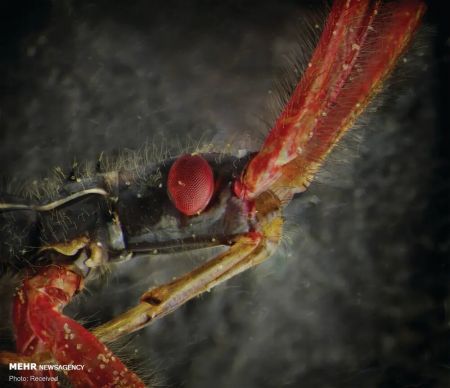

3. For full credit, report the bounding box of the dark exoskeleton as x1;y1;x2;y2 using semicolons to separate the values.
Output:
0;1;426;387
0;153;253;276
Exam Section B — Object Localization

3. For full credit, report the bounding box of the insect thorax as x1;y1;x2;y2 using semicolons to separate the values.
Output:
0;153;253;274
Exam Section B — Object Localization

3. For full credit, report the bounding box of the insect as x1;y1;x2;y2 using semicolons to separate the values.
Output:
0;0;428;387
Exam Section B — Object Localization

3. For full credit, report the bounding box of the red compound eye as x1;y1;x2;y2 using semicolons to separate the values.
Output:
167;154;214;216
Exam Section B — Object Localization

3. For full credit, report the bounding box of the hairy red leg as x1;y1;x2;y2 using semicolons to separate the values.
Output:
13;266;145;387
239;0;426;199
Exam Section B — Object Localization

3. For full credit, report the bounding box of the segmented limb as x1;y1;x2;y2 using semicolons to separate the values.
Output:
1;194;281;369
12;266;145;387
93;193;283;343
239;0;426;199
0;1;427;384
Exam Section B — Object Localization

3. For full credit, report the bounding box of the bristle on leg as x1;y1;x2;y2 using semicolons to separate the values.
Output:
240;0;426;199
12;266;145;387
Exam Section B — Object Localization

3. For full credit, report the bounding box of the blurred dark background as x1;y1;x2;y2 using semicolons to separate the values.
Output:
0;1;448;387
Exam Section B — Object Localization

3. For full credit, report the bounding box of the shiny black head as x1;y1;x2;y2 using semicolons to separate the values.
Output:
116;153;254;255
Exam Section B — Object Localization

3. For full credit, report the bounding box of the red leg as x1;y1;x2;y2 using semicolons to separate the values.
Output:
239;0;426;199
13;266;145;387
